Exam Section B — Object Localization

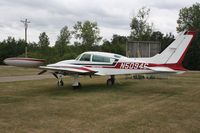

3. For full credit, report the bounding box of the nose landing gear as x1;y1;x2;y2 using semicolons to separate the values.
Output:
57;75;64;87
53;73;82;89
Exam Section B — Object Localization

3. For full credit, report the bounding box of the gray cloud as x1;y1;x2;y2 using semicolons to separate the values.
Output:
150;1;186;10
0;0;199;44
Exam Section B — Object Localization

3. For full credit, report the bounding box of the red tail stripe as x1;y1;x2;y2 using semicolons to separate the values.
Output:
186;31;196;35
177;31;196;66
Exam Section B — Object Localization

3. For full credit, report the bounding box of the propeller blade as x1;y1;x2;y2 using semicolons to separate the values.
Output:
38;70;47;75
52;73;58;79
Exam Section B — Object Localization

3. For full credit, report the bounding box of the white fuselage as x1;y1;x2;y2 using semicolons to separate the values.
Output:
48;52;162;76
45;31;195;76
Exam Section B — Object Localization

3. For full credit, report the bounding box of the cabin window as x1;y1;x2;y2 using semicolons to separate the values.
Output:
79;54;91;61
92;55;110;63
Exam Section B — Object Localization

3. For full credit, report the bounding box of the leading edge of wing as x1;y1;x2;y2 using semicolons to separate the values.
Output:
39;65;97;74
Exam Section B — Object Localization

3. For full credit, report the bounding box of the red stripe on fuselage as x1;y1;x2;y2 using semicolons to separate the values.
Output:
85;62;148;70
51;66;96;72
84;62;186;71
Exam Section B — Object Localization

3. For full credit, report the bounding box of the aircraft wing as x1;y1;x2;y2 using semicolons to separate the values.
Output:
39;65;97;75
146;67;178;73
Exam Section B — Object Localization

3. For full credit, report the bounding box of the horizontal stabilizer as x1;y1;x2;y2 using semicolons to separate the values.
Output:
146;67;178;73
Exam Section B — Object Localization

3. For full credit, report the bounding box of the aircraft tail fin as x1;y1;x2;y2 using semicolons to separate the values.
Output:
151;31;195;68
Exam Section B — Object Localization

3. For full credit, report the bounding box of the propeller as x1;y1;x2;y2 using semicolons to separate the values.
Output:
52;72;58;79
38;70;47;75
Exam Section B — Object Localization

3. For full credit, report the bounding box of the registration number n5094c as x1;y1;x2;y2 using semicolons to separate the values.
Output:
119;62;148;69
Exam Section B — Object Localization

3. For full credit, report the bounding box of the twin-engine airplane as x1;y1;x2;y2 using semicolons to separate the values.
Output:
4;31;195;88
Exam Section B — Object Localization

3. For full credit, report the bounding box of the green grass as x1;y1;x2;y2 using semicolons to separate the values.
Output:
0;65;40;77
0;71;200;133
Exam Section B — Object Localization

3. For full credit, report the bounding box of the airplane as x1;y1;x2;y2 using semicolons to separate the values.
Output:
4;31;195;89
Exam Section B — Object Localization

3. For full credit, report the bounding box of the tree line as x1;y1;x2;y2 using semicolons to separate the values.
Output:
0;3;200;70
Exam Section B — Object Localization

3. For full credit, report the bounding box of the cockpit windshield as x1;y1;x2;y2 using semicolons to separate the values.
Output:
75;54;81;60
79;54;91;61
76;52;122;63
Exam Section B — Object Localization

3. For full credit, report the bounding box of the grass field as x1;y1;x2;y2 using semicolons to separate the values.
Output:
0;66;41;77
0;68;200;132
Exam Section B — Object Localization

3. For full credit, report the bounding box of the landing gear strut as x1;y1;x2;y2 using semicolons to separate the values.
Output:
107;75;115;86
57;75;64;87
72;74;82;89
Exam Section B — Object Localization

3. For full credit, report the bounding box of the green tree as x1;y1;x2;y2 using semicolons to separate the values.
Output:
177;3;200;31
0;37;26;64
73;20;102;50
102;35;127;55
177;3;200;70
130;7;153;41
160;33;174;51
55;26;71;46
55;26;71;58
34;32;51;61
38;32;50;48
150;31;174;51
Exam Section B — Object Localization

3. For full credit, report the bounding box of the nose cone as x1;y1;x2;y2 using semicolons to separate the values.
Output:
2;57;45;67
3;58;8;65
3;58;15;66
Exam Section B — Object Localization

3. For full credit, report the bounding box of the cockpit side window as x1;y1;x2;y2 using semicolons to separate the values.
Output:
92;55;110;63
79;54;91;61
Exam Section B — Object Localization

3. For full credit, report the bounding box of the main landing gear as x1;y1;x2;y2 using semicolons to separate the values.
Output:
72;74;82;89
107;75;115;86
54;73;115;88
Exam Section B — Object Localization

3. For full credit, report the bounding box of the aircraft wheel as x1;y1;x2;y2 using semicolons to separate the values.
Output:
107;76;115;86
57;80;64;87
107;79;114;86
78;82;82;88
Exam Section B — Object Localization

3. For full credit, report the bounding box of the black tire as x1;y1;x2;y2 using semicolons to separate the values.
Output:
60;80;64;86
57;80;64;87
111;78;115;85
78;82;82;88
107;79;113;86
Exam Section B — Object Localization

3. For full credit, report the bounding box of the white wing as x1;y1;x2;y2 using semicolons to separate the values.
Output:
39;65;97;75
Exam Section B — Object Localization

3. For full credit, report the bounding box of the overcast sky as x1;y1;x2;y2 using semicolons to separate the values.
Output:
0;0;198;45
